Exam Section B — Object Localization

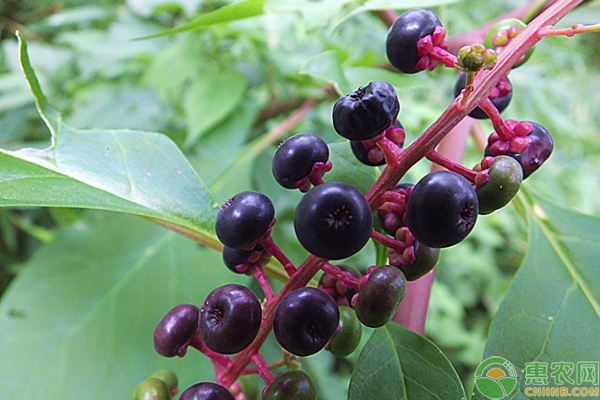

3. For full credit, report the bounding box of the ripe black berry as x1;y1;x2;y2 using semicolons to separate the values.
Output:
328;306;362;357
406;171;479;248
354;266;407;328
263;370;317;400
476;155;523;214
222;243;266;274
294;182;373;260
215;191;274;249
332;81;400;141
454;73;512;119
179;382;234;400
199;284;262;354
272;133;329;189
386;8;443;74
273;287;340;357
153;303;199;358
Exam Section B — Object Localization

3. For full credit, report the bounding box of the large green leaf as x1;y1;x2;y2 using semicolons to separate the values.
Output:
0;34;218;247
473;193;600;399
349;323;467;400
0;211;247;400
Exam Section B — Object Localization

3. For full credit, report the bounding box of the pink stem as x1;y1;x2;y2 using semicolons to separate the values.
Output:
425;150;478;183
370;229;408;253
537;22;600;37
319;262;361;291
251;353;275;386
259;237;296;277
477;97;514;140
253;266;275;301
189;336;232;369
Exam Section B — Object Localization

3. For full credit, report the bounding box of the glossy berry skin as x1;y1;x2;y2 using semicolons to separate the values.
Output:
397;241;440;281
354;266;407;328
222;243;265;274
328;306;362;357
179;382;234;400
263;370;317;400
272;133;329;189
406;171;479;248
199;284;262;354
476;156;523;214
215;191;274;249
485;122;553;179
332;81;400;141
153;304;199;358
454;73;512;119
273;287;340;357
386;8;443;74
131;378;171;400
294;182;373;260
350;120;405;166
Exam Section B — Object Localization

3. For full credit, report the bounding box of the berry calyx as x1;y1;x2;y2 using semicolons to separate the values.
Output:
318;264;362;307
273;287;340;357
456;44;497;72
395;241;440;281
476;155;523;214
179;382;234;400
484;18;534;68
293;182;373;260
328;306;362;357
222;244;268;275
215;191;275;249
272;133;330;191
263;370;317;400
350;120;405;166
386;8;445;73
354;266;407;328
406;170;479;248
332;81;400;141
454;73;513;119
199;284;262;354
153;303;199;358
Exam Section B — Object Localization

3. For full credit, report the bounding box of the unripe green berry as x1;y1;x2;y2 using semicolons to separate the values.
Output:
328;306;362;357
476;155;523;214
355;266;407;328
131;378;171;400
263;370;317;400
147;370;178;394
457;44;497;72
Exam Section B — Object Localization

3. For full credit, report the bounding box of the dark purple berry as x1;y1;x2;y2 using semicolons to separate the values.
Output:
215;191;274;249
179;382;234;400
476;155;523;214
199;284;262;354
406;171;479;248
350;120;405;166
454;73;513;119
386;8;443;74
272;133;329;189
332;81;400;141
354;266;407;328
397;241;440;281
263;370;317;400
328;306;362;357
222;243;266;274
273;287;340;357
153;304;199;358
294;182;373;260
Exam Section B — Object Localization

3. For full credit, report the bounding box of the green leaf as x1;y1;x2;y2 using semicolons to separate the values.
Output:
136;0;266;39
0;33;218;247
0;211;246;400
349;323;467;400
301;50;351;95
265;0;350;30
183;66;248;147
324;142;379;195
474;193;600;399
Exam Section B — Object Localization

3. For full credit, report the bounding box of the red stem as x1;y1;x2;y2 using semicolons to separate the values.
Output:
477;97;514;140
319;261;361;291
253;266;275;301
370;229;408;253
259;237;296;277
425;150;478;183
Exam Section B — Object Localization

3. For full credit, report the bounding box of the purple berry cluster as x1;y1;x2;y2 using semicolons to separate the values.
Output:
141;8;555;400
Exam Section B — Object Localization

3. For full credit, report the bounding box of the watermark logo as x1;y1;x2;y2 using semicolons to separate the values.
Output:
474;356;518;399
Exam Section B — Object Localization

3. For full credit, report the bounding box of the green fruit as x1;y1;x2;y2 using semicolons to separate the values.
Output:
131;378;171;400
328;306;362;357
354;266;407;328
148;370;178;393
484;18;534;67
263;370;316;400
397;241;440;281
476;155;523;215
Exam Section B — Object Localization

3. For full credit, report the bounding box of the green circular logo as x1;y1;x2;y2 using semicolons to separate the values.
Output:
474;356;518;399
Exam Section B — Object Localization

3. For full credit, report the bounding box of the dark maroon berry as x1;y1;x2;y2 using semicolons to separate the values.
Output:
350;120;405;166
179;382;234;400
199;284;262;354
318;265;362;307
406;171;479;248
354;266;407;328
386;8;443;74
153;304;199;358
454;73;512;119
263;370;317;400
273;287;340;357
215;191;274;249
272;133;329;189
332;81;400;141
294;182;373;260
476;155;523;214
397;241;440;281
222;243;266;274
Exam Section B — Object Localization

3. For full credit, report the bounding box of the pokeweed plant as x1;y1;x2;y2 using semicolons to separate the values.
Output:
0;0;599;399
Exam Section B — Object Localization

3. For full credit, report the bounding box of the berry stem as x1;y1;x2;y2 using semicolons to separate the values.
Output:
189;336;232;369
477;97;514;140
253;266;275;301
251;353;275;386
370;229;409;253
319;261;361;291
537;22;600;37
259;237;296;277
425;150;478;183
428;46;458;68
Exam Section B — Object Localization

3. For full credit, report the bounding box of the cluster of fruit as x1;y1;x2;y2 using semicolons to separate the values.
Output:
138;7;554;400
